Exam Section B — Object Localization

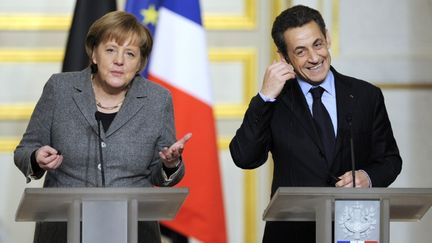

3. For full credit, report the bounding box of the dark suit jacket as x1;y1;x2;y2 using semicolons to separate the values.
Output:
229;67;402;243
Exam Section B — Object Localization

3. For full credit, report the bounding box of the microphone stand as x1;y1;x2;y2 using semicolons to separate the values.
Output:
95;112;106;187
347;115;356;188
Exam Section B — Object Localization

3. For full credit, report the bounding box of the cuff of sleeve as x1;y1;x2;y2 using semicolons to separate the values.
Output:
26;150;44;182
359;169;372;187
258;92;276;102
161;159;182;185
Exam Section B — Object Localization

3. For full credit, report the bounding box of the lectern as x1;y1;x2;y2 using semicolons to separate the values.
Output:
263;187;432;243
15;187;188;243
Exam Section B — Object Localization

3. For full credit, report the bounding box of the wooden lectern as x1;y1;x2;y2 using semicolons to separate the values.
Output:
263;187;432;243
15;187;188;243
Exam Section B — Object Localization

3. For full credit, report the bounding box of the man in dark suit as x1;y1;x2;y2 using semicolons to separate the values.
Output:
229;5;402;243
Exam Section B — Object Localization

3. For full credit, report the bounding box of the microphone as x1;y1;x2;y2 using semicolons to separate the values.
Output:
346;114;356;188
95;112;106;187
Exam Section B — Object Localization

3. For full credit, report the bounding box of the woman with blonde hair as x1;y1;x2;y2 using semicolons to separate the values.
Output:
14;11;191;243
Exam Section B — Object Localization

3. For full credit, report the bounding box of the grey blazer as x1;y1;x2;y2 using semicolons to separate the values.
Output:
14;68;184;242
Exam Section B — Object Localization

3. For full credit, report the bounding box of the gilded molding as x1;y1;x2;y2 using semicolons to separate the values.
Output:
217;136;231;150
244;170;257;243
0;14;71;30
0;0;256;31
0;137;19;153
0;104;34;120
0;48;63;62
209;48;257;119
0;48;259;120
376;83;432;90
204;0;256;30
330;0;340;57
218;136;257;243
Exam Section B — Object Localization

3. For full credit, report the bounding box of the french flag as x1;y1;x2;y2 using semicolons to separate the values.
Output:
126;0;227;242
337;241;379;243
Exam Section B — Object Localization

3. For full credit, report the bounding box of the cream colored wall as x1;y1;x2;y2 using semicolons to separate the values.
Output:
1;1;431;243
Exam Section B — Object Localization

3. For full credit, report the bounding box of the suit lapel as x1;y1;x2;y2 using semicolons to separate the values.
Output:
280;68;354;167
72;68;99;135
333;69;354;159
280;80;324;152
105;76;148;137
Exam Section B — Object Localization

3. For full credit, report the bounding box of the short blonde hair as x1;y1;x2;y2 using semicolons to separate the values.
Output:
85;11;153;72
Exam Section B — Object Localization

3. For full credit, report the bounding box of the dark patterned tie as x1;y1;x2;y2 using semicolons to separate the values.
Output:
310;86;335;163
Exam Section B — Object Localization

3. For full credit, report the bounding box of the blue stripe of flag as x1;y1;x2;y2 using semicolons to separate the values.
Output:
124;0;161;35
162;0;202;25
125;0;202;28
124;0;202;77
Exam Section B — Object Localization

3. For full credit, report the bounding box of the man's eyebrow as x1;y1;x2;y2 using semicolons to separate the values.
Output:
293;46;305;52
313;38;324;45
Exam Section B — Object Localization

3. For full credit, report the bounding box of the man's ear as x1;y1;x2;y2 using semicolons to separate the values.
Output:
277;51;290;64
325;29;331;49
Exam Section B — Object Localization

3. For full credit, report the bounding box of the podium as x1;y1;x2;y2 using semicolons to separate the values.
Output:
15;187;188;243
263;187;432;243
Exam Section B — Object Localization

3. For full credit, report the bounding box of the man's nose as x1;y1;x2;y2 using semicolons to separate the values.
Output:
308;49;320;63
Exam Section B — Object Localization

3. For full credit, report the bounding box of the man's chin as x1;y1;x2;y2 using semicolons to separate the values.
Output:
304;73;328;84
298;75;326;85
300;66;329;82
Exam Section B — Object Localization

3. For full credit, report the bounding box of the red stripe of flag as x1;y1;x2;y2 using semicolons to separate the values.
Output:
150;74;227;243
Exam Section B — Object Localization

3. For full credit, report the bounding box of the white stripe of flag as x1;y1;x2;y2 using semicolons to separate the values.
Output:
149;7;212;105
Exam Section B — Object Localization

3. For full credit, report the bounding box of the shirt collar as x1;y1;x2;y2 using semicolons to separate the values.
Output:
298;70;335;97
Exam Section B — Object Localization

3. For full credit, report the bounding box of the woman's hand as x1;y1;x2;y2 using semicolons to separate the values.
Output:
35;145;63;171
159;133;192;168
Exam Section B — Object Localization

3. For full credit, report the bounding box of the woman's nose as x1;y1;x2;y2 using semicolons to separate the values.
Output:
114;52;124;65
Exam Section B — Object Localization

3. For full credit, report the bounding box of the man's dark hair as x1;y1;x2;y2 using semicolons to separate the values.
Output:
271;5;326;59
